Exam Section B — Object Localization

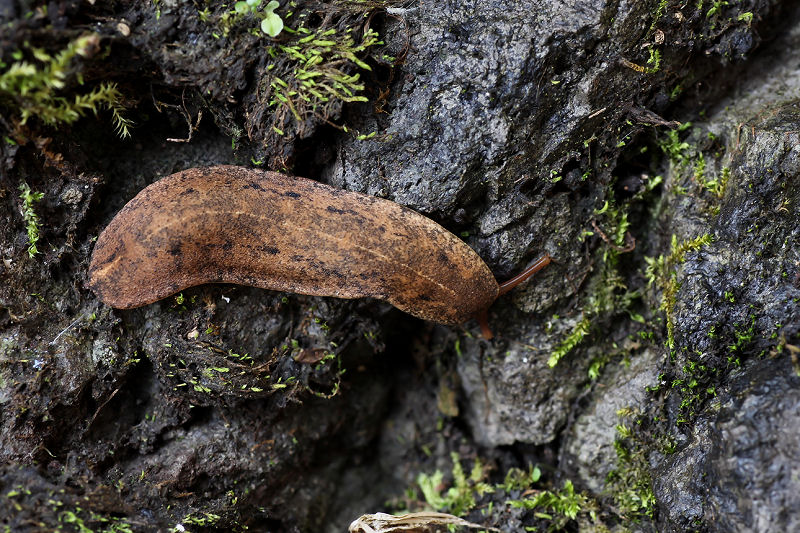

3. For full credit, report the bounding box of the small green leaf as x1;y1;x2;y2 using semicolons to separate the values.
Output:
261;13;283;37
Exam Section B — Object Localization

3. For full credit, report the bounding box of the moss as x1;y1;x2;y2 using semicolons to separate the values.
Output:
170;511;222;532
499;464;542;492
649;0;669;32
672;356;721;423
194;0;401;157
605;411;657;520
18;182;44;258
549;177;660;369
704;165;730;200
693;154;729;206
726;316;756;365
262;24;383;138
45;501;135;533
645;47;662;74
659;124;730;213
549;317;590;367
670;233;714;262
660;277;681;349
645;233;713;349
663;315;762;424
413;454;601;531
705;0;729;18
156;303;344;402
508;480;599;529
659;122;693;166
0;34;132;138
417;452;493;516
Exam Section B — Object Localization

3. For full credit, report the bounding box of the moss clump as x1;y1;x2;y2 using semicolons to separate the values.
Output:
58;507;135;533
266;26;381;130
18;182;44;258
236;0;400;159
549;317;591;367
260;20;384;142
645;233;714;349
659;125;731;212
696;161;730;203
416;452;493;516
170;511;222;532
195;1;400;162
508;480;598;527
605;410;657;520
671;356;722;423
0;34;132;138
649;0;669;33
549;177;660;369
659;122;693;166
411;454;601;531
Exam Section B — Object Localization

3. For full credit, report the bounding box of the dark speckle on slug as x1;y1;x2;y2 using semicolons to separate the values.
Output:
326;205;358;215
244;181;265;192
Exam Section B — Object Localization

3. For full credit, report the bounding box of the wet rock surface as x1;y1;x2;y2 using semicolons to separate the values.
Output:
0;0;799;531
653;357;800;533
562;348;661;493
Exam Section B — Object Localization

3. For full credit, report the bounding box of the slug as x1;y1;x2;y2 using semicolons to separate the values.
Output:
88;166;550;337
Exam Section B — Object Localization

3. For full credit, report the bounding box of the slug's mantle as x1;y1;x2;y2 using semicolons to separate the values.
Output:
88;165;500;325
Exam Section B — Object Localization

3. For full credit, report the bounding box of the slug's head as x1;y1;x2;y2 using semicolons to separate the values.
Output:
475;253;553;339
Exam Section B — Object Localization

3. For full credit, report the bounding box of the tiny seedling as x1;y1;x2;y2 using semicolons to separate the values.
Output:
234;0;283;37
260;1;283;37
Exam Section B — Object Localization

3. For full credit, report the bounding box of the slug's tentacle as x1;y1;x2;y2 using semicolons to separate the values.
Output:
475;309;494;340
497;254;552;296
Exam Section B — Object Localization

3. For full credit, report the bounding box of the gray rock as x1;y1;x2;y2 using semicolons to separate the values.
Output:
457;316;590;446
563;348;661;492
653;358;800;532
644;14;800;530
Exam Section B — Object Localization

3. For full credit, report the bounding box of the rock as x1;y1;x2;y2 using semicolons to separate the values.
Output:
653;358;800;532
642;14;800;530
563;348;661;492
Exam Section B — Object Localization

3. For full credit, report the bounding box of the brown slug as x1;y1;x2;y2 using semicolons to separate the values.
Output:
87;166;550;337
